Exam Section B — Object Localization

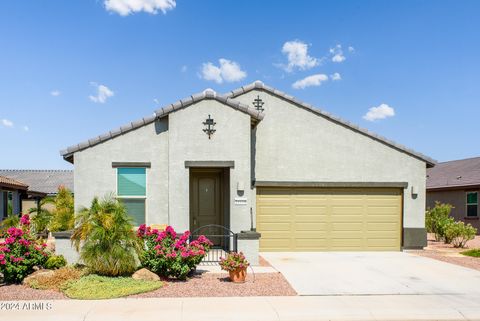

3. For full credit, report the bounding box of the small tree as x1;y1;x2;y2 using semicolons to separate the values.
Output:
426;202;454;241
28;186;74;233
71;194;141;276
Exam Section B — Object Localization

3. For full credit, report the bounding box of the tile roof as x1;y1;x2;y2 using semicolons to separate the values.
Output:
0;175;29;190
60;89;264;161
0;170;73;195
224;81;436;167
427;157;480;190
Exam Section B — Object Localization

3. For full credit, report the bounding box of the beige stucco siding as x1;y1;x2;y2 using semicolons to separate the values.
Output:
233;90;427;229
73;119;169;225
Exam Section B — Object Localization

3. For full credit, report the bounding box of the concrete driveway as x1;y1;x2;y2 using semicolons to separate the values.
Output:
261;252;480;296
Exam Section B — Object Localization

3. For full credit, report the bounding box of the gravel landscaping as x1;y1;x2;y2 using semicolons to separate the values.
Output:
0;284;67;300
0;261;295;300
410;234;480;271
130;271;296;298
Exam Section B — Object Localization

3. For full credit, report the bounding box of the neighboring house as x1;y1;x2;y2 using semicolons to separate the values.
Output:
0;170;73;214
426;157;480;232
0;175;46;220
60;80;435;259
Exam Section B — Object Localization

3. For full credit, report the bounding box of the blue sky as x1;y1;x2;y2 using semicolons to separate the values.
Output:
0;0;479;169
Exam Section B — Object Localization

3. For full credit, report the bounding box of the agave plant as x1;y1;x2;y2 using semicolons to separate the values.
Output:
71;194;141;276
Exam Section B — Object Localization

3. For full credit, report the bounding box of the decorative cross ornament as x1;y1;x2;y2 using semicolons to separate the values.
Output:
252;95;264;112
203;114;216;139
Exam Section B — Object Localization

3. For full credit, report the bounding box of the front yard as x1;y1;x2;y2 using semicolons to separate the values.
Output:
410;233;480;271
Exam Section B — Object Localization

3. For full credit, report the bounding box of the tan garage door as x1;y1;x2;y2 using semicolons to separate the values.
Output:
256;187;402;251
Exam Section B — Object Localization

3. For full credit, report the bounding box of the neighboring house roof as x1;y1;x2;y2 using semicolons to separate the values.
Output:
60;89;264;162
427;157;480;190
225;81;436;167
0;175;29;190
0;170;74;195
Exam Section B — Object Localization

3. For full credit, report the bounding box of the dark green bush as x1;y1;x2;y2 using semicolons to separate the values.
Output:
44;255;67;269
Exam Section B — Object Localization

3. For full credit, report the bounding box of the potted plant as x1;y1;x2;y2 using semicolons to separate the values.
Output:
219;252;249;283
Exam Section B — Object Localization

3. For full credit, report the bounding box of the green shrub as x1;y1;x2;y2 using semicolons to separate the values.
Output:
426;202;454;241
62;274;162;299
71;195;141;276
44;255;67;269
137;225;213;280
444;221;477;248
461;248;480;257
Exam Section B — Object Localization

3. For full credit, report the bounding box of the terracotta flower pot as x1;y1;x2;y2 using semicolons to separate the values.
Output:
229;267;247;283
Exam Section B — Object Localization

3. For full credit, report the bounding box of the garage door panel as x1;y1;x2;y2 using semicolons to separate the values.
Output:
257;222;291;231
257;187;402;251
294;222;328;231
330;222;363;231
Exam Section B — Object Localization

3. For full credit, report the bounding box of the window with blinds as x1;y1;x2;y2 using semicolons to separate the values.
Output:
117;167;146;225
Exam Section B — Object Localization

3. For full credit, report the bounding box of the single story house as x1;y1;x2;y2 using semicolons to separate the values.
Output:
60;81;435;263
0;175;46;220
0;170;74;214
426;157;480;232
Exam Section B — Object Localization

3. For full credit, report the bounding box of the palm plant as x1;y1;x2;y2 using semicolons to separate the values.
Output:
28;197;54;234
71;194;141;276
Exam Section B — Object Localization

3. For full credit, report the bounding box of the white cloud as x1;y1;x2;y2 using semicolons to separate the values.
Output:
363;103;395;121
200;59;247;84
348;46;355;52
104;0;176;16
1;119;13;128
180;65;187;73
292;74;328;89
281;40;319;72
50;90;61;97
330;72;341;81
330;44;346;63
23;125;29;132
89;83;114;103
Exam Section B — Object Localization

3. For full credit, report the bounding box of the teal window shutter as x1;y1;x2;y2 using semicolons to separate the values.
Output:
117;168;146;196
121;199;145;225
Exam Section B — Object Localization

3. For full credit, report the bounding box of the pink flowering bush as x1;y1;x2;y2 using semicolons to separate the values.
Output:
0;214;50;283
219;252;249;272
137;225;213;280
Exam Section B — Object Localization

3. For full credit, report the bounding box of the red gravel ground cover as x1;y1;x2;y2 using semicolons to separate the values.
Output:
131;272;296;298
0;284;67;300
410;234;480;271
0;259;295;300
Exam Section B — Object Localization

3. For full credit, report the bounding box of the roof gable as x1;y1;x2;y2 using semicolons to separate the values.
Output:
60;89;264;162
225;81;436;167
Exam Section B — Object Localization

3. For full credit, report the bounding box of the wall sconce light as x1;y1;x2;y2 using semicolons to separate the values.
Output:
411;186;418;196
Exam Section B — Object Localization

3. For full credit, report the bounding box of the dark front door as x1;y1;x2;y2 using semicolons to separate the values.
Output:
190;169;224;241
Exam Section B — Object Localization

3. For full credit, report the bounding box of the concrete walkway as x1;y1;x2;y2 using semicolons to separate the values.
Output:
2;294;480;321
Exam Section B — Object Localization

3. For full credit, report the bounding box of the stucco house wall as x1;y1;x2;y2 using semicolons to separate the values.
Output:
427;189;480;232
167;99;252;232
233;90;427;233
73;119;169;224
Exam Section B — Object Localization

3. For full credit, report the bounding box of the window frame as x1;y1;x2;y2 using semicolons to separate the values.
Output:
115;167;147;225
466;191;479;217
